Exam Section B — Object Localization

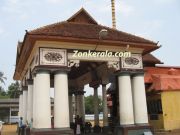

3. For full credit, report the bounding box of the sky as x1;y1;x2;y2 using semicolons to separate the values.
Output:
0;0;180;95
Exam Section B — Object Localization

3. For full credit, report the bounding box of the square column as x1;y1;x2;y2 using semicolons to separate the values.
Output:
68;94;73;123
75;89;85;123
19;93;23;117
32;76;37;128
93;86;99;126
32;70;51;129
131;73;148;124
102;84;108;127
27;79;33;124
22;86;28;124
118;73;134;125
79;93;85;123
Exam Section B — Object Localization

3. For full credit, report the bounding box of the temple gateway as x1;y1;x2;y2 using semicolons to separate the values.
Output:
14;8;160;135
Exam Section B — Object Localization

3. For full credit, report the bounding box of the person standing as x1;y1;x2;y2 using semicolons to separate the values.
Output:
75;115;81;135
18;117;26;135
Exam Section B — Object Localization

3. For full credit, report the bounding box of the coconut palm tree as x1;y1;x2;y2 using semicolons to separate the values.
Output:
0;71;7;85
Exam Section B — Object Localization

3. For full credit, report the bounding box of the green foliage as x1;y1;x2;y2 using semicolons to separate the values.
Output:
0;86;8;98
0;81;20;98
0;95;10;99
0;71;8;98
7;81;20;98
85;95;103;114
0;86;5;95
0;71;6;85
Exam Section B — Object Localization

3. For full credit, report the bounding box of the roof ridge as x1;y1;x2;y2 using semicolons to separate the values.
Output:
67;21;97;25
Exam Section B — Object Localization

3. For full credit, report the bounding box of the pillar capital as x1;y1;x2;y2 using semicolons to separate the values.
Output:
19;91;23;95
115;70;145;76
22;86;28;91
89;80;101;89
54;68;71;74
131;72;145;77
101;83;107;87
27;79;33;85
74;90;86;95
32;66;70;77
68;91;73;96
35;68;50;74
115;71;130;76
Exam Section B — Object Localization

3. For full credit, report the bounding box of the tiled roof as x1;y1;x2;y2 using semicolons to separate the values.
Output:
150;74;180;91
29;8;156;45
145;67;180;91
143;54;163;64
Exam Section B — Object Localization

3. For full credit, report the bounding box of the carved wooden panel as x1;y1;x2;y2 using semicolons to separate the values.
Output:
121;53;143;69
40;48;67;66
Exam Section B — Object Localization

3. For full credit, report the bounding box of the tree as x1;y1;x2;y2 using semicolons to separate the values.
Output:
7;81;20;98
0;71;6;85
85;95;103;114
0;86;6;96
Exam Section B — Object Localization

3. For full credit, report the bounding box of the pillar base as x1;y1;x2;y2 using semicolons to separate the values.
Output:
102;126;112;134
31;128;73;135
93;125;102;133
114;124;154;135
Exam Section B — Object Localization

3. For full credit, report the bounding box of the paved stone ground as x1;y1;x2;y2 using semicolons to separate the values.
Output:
2;125;180;135
2;125;18;135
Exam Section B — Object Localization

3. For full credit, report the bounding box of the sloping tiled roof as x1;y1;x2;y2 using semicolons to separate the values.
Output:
143;54;163;64
150;74;180;91
29;8;156;45
14;8;159;80
145;67;180;91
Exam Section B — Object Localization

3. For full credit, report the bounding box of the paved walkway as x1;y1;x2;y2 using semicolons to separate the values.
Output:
2;125;180;135
2;125;17;135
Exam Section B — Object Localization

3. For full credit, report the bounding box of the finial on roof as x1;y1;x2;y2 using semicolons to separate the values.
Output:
111;0;116;29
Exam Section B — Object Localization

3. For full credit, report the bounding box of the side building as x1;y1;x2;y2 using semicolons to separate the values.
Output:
145;66;180;131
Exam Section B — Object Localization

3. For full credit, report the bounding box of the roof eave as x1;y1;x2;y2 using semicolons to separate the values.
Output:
14;34;158;80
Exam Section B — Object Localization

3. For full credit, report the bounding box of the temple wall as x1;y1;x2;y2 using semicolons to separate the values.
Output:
161;91;180;130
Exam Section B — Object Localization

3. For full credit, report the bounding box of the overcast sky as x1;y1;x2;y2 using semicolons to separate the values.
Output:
0;0;180;94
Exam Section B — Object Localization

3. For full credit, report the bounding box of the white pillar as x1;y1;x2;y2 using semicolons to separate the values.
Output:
33;76;37;128
132;73;148;124
19;94;23;117
94;86;99;126
9;107;11;124
27;79;33;123
54;72;70;128
102;84;108;127
33;71;51;129
118;73;134;125
69;94;73;123
22;88;28;124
